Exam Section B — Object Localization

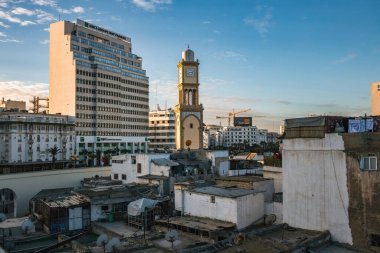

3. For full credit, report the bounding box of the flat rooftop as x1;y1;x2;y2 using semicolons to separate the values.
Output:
189;186;258;198
216;175;272;183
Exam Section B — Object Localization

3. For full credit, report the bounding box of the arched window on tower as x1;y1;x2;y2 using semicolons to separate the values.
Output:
192;90;197;105
188;90;193;105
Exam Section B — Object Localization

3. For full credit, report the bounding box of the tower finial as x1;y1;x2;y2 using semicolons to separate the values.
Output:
188;44;189;49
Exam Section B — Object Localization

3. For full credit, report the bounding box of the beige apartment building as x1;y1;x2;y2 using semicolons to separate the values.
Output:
49;19;149;157
149;107;176;152
371;82;380;116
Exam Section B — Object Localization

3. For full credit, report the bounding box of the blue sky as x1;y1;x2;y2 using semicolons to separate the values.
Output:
0;0;379;131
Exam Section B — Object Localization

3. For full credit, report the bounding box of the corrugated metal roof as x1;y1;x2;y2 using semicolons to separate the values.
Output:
151;158;179;166
34;191;90;208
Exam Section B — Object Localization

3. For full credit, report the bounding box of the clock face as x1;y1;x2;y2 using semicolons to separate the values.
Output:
186;68;195;77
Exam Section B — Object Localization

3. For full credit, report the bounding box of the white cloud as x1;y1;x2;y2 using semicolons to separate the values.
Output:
11;7;35;16
31;0;56;7
131;0;172;12
202;20;211;25
35;9;54;24
0;38;22;43
332;53;357;64
213;30;221;35
0;80;48;106
0;10;22;23
43;27;49;32
244;6;273;36
72;6;84;13
40;39;49;44
20;20;35;26
216;50;247;61
0;21;9;27
0;2;8;8
0;31;6;36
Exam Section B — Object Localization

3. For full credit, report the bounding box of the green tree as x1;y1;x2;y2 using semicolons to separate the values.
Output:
48;146;61;163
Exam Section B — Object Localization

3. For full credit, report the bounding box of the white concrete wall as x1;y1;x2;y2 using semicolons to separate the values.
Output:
283;133;352;244
236;193;264;230
180;191;237;224
263;166;283;193
111;154;170;184
0;167;110;217
205;150;229;176
265;202;283;224
252;180;274;203
175;188;264;230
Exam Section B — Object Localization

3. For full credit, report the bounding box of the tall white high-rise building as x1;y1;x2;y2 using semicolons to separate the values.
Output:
49;19;149;156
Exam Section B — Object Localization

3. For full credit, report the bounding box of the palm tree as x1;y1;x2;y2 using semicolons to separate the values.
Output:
81;149;88;166
48;146;61;163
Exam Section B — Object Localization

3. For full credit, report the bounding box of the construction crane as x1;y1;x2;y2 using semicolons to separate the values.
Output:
216;108;251;127
30;96;49;114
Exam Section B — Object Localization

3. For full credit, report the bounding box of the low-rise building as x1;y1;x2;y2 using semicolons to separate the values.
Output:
0;112;75;164
174;183;264;230
0;98;26;112
30;188;90;233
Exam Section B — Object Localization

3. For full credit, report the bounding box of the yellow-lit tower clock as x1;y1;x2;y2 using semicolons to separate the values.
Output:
175;47;204;150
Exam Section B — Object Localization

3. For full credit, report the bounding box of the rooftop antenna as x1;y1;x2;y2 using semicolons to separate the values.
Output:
58;14;61;21
155;82;158;110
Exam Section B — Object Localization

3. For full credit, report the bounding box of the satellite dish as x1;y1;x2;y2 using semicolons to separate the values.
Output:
96;234;109;247
0;213;7;222
21;219;35;234
105;237;121;252
165;230;179;249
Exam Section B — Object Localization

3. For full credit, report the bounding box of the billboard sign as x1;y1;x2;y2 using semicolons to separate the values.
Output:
234;117;252;127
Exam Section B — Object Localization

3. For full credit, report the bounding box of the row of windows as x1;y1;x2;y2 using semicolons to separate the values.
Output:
149;132;175;136
77;131;148;137
97;81;148;95
76;121;148;129
72;36;137;60
76;69;149;89
76;113;148;123
113;173;127;180
0;124;73;132
75;52;145;75
76;78;148;96
149;126;175;130
76;87;148;102
149;139;175;142
75;104;147;116
76;60;147;81
79;31;126;50
150;120;175;124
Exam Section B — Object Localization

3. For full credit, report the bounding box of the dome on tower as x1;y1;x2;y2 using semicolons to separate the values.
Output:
182;47;194;62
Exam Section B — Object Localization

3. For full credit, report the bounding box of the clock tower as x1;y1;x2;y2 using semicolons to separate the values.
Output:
175;47;204;150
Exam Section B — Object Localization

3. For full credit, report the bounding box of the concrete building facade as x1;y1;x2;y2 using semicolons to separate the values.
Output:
0;112;75;164
0;99;26;112
148;107;175;152
371;81;380;116
222;126;268;147
283;116;380;251
49;19;149;157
